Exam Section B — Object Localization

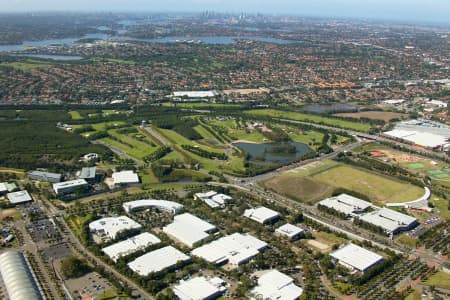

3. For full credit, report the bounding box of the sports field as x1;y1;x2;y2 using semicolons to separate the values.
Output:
263;176;334;204
244;109;372;132
312;164;425;204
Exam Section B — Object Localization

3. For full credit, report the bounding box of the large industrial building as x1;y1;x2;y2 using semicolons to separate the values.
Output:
250;270;303;300
243;207;280;224
0;182;17;194
52;179;88;195
123;199;184;214
28;170;62;183
275;223;304;240
0;251;44;300
191;232;268;266
318;194;374;218
163;213;217;248
194;191;233;209
172;90;218;99
359;207;418;235
6;190;32;205
128;246;190;276
89;216;142;241
330;243;384;273
173;276;227;300
102;232;161;262
383;119;450;151
112;170;139;185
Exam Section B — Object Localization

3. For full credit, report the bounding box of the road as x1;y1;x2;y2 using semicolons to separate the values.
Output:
43;199;155;300
143;126;170;146
277;118;449;161
92;140;140;163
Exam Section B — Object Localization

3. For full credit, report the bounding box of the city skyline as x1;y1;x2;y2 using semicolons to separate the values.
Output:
2;0;450;25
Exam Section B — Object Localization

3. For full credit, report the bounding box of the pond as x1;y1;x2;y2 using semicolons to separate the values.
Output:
233;142;312;165
13;54;84;61
302;103;358;114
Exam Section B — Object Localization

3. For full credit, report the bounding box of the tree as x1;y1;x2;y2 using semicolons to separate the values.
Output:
60;256;91;278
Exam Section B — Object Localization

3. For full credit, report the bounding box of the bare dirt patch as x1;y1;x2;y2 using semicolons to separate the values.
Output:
334;111;408;122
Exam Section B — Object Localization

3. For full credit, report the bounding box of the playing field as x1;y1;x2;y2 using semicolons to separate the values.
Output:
311;164;425;204
263;175;335;204
408;163;425;169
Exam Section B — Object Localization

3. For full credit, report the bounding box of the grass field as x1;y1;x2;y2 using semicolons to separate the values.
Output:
312;164;425;204
263;176;334;204
424;272;450;290
0;60;52;70
245;109;372;132
69;111;84;120
100;128;158;160
334;111;408;122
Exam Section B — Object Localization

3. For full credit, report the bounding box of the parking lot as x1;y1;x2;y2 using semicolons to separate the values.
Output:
26;218;60;242
41;242;71;261
65;272;116;300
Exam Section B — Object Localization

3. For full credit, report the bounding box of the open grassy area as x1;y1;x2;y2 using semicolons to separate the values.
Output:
69;110;84;120
0;60;52;70
312;164;425;205
0;208;22;221
263;175;334;204
430;198;450;221
245;109;372;132
424;272;450;290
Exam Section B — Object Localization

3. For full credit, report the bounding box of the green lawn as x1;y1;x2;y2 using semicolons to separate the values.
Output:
69;111;83;120
245;109;372;132
311;164;425;204
424;272;450;290
430;198;450;221
0;60;52;70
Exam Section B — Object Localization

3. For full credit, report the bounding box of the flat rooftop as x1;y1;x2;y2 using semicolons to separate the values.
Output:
123;199;184;214
7;190;32;204
330;243;383;272
191;232;267;266
173;276;226;300
275;223;304;239
359;207;417;234
318;194;373;216
102;232;161;262
89;216;142;240
128;246;190;276
163;213;216;247
243;207;280;224
112;170;139;184
251;270;303;300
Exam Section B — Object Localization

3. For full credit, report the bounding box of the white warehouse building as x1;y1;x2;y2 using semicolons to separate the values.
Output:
191;232;268;267
173;276;227;300
89;216;142;241
250;270;303;300
163;213;217;248
102;232;161;262
330;243;383;273
243;207;280;224
128;246;190;276
358;207;418;235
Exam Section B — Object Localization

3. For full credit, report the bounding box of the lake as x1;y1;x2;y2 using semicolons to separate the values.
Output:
302;104;358;114
133;35;296;45
13;54;84;61
233;142;312;165
0;33;110;52
0;34;297;52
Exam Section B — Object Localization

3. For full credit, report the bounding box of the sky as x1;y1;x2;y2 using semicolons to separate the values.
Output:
2;0;450;25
